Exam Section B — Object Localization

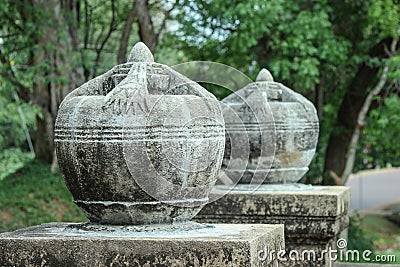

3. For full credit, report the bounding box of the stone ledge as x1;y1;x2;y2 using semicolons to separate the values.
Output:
196;213;349;238
196;185;350;237
201;185;350;217
0;222;284;267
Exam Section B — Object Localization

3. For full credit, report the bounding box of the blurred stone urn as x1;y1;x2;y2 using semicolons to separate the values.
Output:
54;42;225;225
221;68;319;184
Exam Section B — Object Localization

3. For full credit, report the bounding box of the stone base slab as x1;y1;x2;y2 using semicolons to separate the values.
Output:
0;222;284;267
195;185;351;267
196;185;350;238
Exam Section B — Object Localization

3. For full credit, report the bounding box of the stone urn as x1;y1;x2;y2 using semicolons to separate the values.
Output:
221;68;319;184
55;42;225;225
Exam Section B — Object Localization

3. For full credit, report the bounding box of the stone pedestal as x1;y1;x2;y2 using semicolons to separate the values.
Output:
0;222;284;267
195;185;350;267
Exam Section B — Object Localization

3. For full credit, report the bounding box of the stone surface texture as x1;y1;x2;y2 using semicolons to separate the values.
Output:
0;223;284;267
195;185;351;267
54;42;225;225
221;68;319;184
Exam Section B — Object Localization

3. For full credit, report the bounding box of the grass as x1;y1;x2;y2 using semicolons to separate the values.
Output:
362;215;400;264
344;213;400;264
0;161;87;233
362;215;400;251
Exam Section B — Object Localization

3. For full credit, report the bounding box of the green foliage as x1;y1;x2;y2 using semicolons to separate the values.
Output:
0;2;38;88
366;0;400;38
344;214;400;264
77;0;140;76
0;88;37;179
347;213;374;252
0;0;146;167
168;0;352;94
0;92;37;148
168;0;400;182
0;162;86;233
0;148;34;181
355;95;400;171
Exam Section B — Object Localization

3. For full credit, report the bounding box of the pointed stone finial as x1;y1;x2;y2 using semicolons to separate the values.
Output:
256;68;274;82
127;42;154;63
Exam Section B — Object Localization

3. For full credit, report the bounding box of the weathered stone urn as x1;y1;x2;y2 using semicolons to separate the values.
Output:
221;68;319;184
55;42;225;225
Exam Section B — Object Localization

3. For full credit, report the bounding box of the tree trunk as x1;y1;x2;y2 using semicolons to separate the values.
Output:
30;0;84;164
323;38;397;185
30;0;52;162
117;2;137;64
119;0;175;61
134;0;157;53
339;63;391;185
316;80;324;121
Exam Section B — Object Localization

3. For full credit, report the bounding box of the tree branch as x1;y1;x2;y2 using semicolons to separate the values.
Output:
0;49;31;102
117;1;136;64
92;0;117;77
338;36;399;185
134;0;157;52
80;0;91;80
155;0;178;40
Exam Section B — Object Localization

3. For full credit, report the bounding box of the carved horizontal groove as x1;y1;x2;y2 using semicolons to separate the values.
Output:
54;136;225;143
225;129;274;132
55;131;224;136
225;167;308;172
55;124;223;131
225;122;318;126
55;130;224;139
225;124;318;130
225;130;317;134
54;134;224;139
55;127;224;134
74;198;209;206
55;132;224;138
226;127;317;131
